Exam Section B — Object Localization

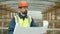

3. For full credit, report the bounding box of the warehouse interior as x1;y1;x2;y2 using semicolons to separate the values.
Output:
0;0;60;34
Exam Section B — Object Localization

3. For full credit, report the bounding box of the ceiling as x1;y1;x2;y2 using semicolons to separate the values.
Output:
0;0;60;2
0;0;56;11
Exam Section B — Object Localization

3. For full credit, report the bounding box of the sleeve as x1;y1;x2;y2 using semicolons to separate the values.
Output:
8;18;16;34
30;18;37;27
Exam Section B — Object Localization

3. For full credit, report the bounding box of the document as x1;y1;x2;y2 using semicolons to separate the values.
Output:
13;20;48;34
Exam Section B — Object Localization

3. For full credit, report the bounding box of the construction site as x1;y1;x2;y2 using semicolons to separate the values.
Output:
0;0;60;34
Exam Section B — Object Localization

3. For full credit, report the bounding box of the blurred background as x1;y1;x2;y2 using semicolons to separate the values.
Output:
0;0;60;34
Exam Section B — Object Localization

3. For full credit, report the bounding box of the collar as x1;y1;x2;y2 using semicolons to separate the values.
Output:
18;13;28;18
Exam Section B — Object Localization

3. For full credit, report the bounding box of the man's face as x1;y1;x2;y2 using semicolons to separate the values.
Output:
19;6;28;15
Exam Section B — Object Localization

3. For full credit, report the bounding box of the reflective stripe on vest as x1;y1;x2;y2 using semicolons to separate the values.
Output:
15;15;32;27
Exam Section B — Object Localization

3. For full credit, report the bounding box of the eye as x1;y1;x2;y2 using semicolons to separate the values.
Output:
19;7;22;9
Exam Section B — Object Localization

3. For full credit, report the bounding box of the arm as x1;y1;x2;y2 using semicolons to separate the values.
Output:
30;18;37;27
8;18;16;34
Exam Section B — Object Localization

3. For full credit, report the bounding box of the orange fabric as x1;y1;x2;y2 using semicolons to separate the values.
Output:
18;1;28;8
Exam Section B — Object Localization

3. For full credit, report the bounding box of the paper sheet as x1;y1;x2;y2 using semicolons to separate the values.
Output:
13;20;48;34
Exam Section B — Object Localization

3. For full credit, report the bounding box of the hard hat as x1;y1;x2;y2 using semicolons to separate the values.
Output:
18;1;28;8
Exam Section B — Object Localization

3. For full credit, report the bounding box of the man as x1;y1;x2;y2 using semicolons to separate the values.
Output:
8;1;37;34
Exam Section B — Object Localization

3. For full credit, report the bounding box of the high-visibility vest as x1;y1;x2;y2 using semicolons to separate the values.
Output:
15;15;32;27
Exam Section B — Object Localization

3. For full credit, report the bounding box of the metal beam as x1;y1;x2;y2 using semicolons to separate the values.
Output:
0;19;11;22
0;1;55;5
9;4;50;8
0;27;8;29
48;0;60;2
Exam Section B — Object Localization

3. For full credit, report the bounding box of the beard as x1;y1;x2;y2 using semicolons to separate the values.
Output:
22;10;27;15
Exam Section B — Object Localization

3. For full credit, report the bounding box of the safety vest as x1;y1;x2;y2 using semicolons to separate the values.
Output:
15;15;32;27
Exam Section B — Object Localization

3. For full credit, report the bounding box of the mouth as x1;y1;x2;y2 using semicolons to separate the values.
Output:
22;10;27;14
